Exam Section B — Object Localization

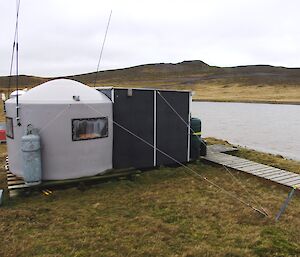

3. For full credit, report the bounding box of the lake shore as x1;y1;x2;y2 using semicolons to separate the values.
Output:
193;98;300;105
192;101;300;162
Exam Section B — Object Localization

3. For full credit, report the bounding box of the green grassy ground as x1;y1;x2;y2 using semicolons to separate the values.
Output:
1;140;300;257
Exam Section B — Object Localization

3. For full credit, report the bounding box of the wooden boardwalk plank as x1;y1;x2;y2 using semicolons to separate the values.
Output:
245;165;271;171
253;168;283;176
274;176;300;184
254;171;284;178
221;159;251;165
202;145;300;190
251;168;281;174
242;167;275;174
285;181;300;186
268;173;298;181
278;176;300;184
265;174;292;181
240;164;263;170
230;162;259;169
263;171;291;179
268;171;299;178
281;179;300;187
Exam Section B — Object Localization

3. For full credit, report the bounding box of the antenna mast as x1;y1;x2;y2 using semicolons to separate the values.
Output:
16;0;21;126
8;0;21;98
94;10;112;87
7;0;21;125
16;1;20;126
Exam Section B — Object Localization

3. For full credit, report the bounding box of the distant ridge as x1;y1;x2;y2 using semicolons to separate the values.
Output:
1;60;300;90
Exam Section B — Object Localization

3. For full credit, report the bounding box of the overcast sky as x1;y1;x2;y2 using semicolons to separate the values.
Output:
1;0;300;77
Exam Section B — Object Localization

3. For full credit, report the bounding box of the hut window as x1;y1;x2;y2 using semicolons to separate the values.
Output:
72;117;108;141
6;117;14;139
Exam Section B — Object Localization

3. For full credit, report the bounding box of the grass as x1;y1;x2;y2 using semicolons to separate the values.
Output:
0;101;5;122
2;83;300;107
1;140;300;257
191;84;300;104
0;61;300;255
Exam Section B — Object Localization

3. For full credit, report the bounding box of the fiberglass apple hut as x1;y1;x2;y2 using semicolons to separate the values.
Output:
5;78;202;182
5;79;113;180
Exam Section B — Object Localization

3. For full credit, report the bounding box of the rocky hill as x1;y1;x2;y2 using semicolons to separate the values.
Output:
1;60;300;89
1;60;300;103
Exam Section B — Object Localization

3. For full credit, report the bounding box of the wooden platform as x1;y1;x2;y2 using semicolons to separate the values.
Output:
6;170;26;190
5;165;139;195
202;145;300;190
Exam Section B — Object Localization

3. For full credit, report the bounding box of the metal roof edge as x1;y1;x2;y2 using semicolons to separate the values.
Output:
95;86;191;93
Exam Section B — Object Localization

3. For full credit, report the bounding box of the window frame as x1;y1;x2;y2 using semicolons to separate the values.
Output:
71;117;108;141
6;117;14;139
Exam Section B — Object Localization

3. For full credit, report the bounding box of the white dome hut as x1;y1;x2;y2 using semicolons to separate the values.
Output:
5;79;113;180
10;89;27;98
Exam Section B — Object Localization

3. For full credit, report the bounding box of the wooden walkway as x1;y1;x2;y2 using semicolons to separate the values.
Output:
202;145;300;190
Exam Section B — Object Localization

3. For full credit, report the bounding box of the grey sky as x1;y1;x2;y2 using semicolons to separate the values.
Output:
1;0;300;77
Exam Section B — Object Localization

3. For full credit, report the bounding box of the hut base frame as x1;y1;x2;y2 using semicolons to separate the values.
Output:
5;160;139;197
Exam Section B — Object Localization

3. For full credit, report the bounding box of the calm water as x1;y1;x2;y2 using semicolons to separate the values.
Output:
191;102;300;162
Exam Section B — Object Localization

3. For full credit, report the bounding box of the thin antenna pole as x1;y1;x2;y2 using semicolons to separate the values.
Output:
15;0;21;125
94;10;112;87
16;33;20;125
8;0;21;98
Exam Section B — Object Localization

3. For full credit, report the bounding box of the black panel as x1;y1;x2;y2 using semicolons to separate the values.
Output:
113;89;154;169
156;91;189;165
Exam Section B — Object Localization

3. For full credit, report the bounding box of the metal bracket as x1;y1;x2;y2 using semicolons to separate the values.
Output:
0;189;3;206
275;186;297;221
127;88;133;97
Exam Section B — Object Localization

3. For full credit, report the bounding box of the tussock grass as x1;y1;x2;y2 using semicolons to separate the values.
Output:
192;84;300;104
1;141;300;257
0;101;5;122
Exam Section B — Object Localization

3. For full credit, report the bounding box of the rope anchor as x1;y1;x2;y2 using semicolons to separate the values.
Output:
275;186;297;221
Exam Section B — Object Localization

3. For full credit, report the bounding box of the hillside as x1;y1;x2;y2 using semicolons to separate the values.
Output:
1;60;300;103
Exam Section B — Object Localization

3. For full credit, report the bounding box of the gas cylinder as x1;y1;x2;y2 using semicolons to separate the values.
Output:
190;117;207;160
21;125;42;184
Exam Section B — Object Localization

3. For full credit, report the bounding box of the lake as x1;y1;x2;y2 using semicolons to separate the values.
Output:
191;101;300;162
